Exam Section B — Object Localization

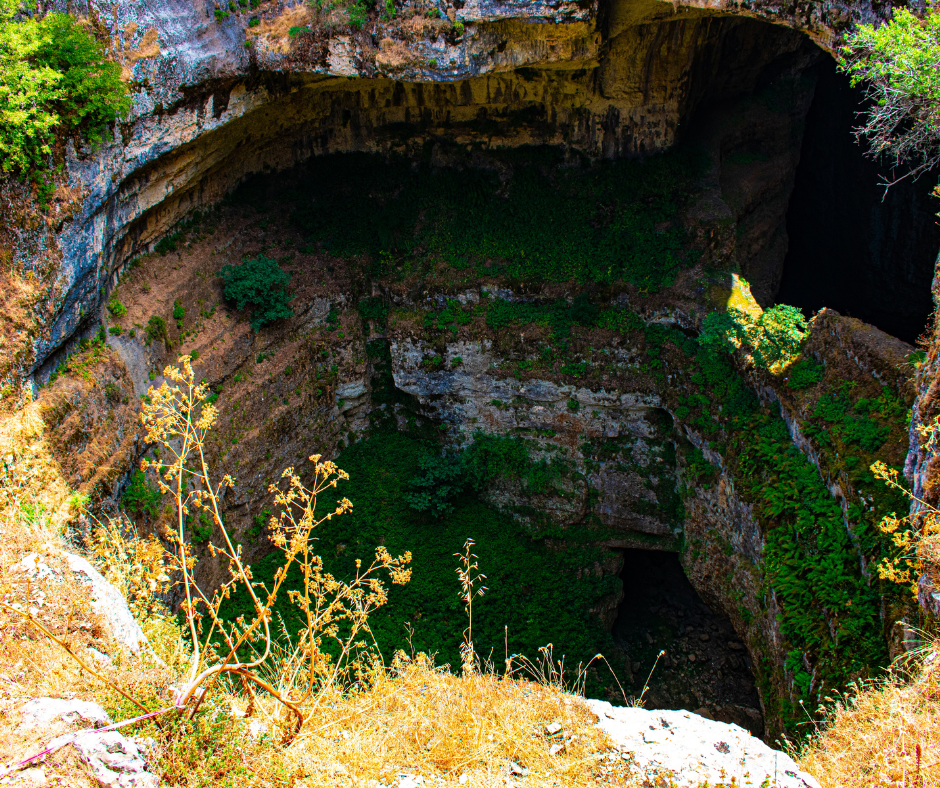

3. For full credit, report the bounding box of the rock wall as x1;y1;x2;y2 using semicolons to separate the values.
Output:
4;0;931;747
10;0;895;380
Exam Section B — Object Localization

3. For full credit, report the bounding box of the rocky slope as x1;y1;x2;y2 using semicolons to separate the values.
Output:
2;0;933;750
3;0;896;382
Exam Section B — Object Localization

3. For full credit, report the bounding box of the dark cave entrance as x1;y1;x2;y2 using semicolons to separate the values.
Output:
777;56;939;345
612;549;763;737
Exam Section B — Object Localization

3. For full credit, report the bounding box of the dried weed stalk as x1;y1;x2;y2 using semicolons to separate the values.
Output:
139;355;412;739
871;415;940;596
454;538;486;676
799;639;940;788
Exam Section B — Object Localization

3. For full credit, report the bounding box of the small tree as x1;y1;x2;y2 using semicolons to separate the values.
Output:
0;1;130;179
219;255;294;331
699;303;808;370
840;3;940;186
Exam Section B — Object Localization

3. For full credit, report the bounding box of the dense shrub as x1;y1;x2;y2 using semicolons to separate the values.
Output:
699;304;808;369
287;147;708;292
786;357;825;389
219;254;294;331
146;315;168;347
840;3;940;181
122;469;162;519
0;2;129;181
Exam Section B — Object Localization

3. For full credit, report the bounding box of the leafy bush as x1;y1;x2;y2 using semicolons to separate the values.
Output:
146;315;168;347
219;254;294;331
122;469;162;520
699;304;808;369
0;3;130;181
840;3;940;181
154;231;183;255
406;452;467;517
172;300;185;321
786;357;825;390
107;299;127;318
684;446;718;485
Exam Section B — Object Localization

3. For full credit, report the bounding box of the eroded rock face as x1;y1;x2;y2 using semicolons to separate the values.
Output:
24;0;886;376
9;0;926;748
588;699;821;788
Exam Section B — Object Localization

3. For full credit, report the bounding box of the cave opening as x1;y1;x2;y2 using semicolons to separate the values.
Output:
612;549;763;737
777;55;940;345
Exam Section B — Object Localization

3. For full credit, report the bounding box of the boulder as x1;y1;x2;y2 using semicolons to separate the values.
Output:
588;700;820;788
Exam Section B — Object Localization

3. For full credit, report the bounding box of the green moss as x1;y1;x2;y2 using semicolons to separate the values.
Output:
219;433;620;694
280;145;709;291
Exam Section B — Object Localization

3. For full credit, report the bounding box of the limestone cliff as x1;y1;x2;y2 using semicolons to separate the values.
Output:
3;0;933;745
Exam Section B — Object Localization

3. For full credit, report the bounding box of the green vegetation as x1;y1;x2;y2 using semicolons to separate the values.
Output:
220;432;619;694
0;2;129;187
287;146;709;291
146;315;169;347
122;469;162;520
786;357;825;390
219;254;294;331
735;411;886;716
484;293;598;342
840;1;940;181
699;304;809;369
669;325;911;728
107;299;127;318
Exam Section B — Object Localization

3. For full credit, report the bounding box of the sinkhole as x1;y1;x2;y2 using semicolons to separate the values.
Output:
611;549;763;738
777;56;940;345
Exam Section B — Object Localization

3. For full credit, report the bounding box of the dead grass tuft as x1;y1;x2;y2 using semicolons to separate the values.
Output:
799;640;940;788
277;657;610;786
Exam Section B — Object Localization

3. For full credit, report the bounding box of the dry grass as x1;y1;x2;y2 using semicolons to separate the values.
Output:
268;657;611;787
798;640;940;788
0;367;622;788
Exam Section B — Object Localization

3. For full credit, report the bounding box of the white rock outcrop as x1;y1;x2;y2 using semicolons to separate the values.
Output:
59;731;160;788
62;553;148;656
588;700;820;788
19;697;113;729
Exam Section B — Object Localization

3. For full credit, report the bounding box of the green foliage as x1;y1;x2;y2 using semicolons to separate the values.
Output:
804;383;897;453
172;300;185;321
425;298;474;335
359;296;388;324
670;322;912;726
122;470;162;520
464;433;563;494
347;0;367;28
786;357;824;390
145;315;168;347
188;510;213;543
107;299;127;318
684;446;718;486
597;307;644;333
155;231;182;255
219;254;294;331
219;433;618;692
840;2;940;179
0;4;130;180
734;410;887;717
699;304;808;369
406;452;467;517
287;146;709;292
485;293;599;342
